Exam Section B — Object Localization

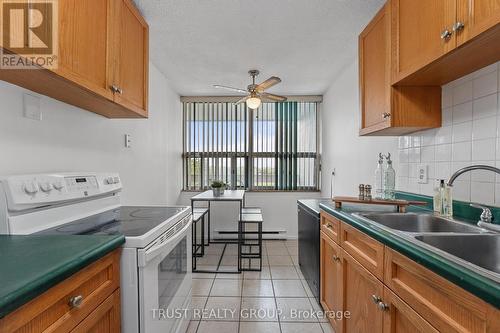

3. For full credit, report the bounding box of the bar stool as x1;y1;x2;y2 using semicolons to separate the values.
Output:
238;212;263;271
192;208;209;260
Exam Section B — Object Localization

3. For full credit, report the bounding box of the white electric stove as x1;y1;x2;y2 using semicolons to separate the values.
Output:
0;172;192;333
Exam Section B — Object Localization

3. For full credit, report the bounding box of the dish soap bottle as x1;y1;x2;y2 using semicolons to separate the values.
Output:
433;180;445;215
442;183;453;218
374;153;385;199
383;153;395;200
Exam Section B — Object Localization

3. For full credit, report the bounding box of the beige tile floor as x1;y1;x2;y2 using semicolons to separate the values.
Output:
188;240;334;333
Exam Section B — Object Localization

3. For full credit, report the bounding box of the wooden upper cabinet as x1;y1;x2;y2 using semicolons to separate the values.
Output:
456;0;500;45
359;4;391;131
391;0;457;83
55;0;114;100
359;2;442;136
0;0;149;118
320;231;343;332
342;249;384;333
112;0;149;117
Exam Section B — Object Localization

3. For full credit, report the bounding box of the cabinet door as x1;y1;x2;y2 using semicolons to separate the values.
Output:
359;4;391;132
71;289;121;333
320;231;343;332
55;0;114;100
391;0;457;82
113;0;149;117
382;287;438;333
342;249;384;333
456;0;500;45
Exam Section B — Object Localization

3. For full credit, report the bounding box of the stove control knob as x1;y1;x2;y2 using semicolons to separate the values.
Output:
113;176;120;184
23;182;39;195
39;182;53;193
105;177;114;185
53;181;65;191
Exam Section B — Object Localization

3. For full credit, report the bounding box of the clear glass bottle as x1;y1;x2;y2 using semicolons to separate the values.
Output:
374;153;385;199
383;155;395;200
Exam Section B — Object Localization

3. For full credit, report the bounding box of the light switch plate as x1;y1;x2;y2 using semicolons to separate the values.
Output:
23;93;42;120
418;164;428;184
125;134;132;148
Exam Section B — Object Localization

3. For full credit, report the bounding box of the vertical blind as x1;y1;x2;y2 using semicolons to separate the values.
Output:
183;100;319;191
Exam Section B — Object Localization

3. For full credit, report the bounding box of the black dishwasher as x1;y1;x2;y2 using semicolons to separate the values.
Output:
297;199;329;302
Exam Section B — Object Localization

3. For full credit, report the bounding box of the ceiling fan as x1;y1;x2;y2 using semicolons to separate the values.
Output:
214;70;287;109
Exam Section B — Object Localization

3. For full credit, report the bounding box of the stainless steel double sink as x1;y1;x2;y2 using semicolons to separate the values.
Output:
354;212;500;279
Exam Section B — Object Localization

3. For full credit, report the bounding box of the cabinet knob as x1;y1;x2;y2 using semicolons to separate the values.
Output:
332;255;341;262
452;22;465;33
382;112;391;119
68;295;83;309
326;223;333;229
440;29;453;40
377;301;389;311
110;85;119;93
117;87;123;95
371;294;382;304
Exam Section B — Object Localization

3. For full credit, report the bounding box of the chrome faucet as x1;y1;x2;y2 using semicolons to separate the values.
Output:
447;165;500;232
447;165;500;187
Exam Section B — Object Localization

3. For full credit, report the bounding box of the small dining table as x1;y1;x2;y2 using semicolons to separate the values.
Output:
190;189;246;273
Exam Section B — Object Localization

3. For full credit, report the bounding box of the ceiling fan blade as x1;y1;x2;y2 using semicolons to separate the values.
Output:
213;85;248;94
256;76;281;92
234;96;250;105
261;92;287;102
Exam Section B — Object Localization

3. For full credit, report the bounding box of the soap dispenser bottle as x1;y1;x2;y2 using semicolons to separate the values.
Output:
442;183;453;218
433;180;445;215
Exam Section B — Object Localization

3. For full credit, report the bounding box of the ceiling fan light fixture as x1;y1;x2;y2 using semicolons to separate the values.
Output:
247;96;261;109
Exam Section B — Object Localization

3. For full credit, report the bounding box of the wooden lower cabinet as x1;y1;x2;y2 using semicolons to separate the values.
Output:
320;231;343;332
382;287;438;333
342;248;384;333
70;289;121;333
319;212;500;333
0;249;121;333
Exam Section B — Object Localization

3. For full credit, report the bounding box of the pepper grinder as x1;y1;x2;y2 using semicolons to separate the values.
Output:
364;185;372;201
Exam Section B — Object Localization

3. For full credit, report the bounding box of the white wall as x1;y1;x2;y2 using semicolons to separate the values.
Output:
320;60;398;197
396;61;500;206
0;62;183;205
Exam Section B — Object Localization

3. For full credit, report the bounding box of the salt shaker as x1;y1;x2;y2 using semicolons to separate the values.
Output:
358;184;365;200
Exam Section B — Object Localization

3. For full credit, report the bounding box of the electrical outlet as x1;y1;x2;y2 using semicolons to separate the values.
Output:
23;93;42;121
418;164;428;184
125;134;132;148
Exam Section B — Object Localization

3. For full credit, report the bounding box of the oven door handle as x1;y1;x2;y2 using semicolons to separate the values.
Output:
138;217;192;267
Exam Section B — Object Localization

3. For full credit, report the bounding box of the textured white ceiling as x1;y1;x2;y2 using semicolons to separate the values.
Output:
134;0;384;96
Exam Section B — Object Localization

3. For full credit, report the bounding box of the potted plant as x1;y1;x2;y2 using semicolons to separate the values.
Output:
210;180;226;197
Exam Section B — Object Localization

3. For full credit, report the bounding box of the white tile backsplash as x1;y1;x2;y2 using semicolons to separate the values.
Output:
396;61;500;205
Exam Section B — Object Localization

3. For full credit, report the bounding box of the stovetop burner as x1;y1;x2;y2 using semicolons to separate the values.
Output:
36;206;187;237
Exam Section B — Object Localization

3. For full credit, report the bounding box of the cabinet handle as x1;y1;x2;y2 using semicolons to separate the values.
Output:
452;22;465;33
382;112;391;119
110;85;119;93
440;29;453;40
371;295;382;304
377;301;389;311
332;255;341;262
68;295;83;309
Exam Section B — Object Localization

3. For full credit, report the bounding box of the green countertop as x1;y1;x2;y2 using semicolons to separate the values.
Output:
319;201;500;309
0;234;125;318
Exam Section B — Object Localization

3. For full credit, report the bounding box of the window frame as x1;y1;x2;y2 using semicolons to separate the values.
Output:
181;96;322;192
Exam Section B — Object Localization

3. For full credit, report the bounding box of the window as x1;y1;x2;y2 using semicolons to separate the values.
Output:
182;98;320;191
